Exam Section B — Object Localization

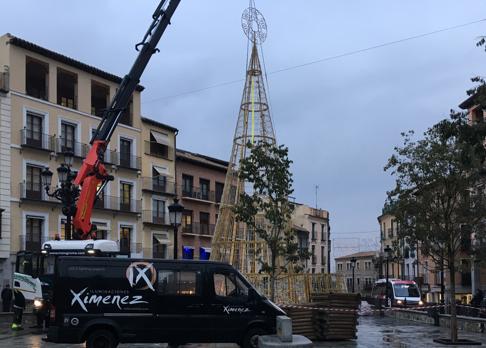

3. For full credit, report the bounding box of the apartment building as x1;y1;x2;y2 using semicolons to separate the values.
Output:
335;251;379;294
176;149;227;260
141;117;177;259
377;212;477;303
0;33;179;282
292;204;331;274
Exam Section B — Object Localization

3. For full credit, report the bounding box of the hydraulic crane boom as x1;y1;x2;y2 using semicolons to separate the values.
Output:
73;0;180;239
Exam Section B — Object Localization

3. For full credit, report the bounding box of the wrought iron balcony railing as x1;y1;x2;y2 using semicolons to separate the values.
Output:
180;185;215;203
142;210;168;225
182;223;215;236
20;129;55;151
144;141;173;160
141;177;176;195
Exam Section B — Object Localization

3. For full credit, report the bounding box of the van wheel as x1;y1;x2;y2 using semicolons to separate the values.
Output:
86;329;118;348
242;327;267;348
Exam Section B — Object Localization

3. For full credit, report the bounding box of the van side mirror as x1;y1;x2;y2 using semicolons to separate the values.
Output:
248;288;258;302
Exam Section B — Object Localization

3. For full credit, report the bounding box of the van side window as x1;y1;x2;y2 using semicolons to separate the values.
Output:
158;270;197;296
213;272;248;297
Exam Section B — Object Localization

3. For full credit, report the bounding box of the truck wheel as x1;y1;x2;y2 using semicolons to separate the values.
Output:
242;327;267;348
86;329;118;348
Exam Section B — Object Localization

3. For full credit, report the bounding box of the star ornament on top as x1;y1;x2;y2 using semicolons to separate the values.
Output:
241;7;267;44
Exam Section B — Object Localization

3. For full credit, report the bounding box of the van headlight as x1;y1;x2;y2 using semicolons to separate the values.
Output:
85;243;96;255
419;300;424;305
34;299;43;309
397;300;403;305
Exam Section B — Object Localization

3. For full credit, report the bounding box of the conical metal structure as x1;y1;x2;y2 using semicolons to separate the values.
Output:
210;37;276;272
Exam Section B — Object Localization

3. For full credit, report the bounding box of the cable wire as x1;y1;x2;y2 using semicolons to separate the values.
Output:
143;17;486;105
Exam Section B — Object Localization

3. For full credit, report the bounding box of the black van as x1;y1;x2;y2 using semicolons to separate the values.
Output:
46;257;285;348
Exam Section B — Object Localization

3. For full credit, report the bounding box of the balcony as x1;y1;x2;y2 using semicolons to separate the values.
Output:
180;186;215;203
114;153;141;171
20;129;54;152
182;223;215;237
92;195;141;214
19;183;56;203
310;208;327;219
55;138;89;158
142;177;176;195
142;210;169;225
19;235;49;253
144;141;173;160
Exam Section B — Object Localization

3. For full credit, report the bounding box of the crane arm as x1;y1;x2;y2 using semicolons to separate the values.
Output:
72;0;181;239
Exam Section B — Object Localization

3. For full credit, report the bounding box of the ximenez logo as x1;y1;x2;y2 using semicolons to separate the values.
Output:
126;261;157;291
70;288;148;312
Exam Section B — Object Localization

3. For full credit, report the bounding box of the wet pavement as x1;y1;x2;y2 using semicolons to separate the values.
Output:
0;314;485;347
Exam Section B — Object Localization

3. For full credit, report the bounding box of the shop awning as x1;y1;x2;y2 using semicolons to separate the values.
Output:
153;233;168;244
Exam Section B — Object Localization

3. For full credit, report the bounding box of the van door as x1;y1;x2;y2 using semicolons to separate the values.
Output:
207;268;254;341
154;264;209;343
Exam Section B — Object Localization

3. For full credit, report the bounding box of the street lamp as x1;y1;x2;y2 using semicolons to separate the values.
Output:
350;256;357;293
384;245;393;307
168;197;184;259
42;151;79;240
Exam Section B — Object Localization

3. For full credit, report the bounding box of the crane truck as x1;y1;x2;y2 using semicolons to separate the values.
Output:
13;0;181;318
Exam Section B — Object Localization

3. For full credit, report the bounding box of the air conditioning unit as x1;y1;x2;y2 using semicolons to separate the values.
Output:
0;68;9;93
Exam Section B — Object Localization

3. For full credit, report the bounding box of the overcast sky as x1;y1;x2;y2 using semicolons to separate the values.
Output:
3;1;486;261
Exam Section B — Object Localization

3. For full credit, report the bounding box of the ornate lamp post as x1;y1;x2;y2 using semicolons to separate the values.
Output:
41;151;79;240
350;256;357;293
168;198;184;259
384;245;393;306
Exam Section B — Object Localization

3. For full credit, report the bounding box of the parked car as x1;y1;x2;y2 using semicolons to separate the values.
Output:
46;257;285;348
371;278;424;307
480;297;486;318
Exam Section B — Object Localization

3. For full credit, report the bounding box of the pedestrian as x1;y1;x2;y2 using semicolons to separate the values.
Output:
1;284;12;312
471;289;484;308
11;289;25;330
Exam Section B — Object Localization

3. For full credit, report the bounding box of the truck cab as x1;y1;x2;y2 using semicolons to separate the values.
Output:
47;257;285;348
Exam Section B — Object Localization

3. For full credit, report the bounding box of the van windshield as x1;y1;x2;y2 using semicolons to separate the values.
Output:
393;283;419;297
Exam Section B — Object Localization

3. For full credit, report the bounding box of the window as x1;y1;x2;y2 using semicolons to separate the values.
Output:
57;68;77;109
199;179;210;201
26;57;48;100
91;81;110;117
321;224;326;241
182;175;193;196
157;270;197;296
337;263;343;271
153;234;168;259
182;246;194;260
346;263;351;271
213;272;248;297
182;210;192;234
26;165;42;200
120;182;133;211
215;182;224;203
149;131;169;158
25;111;44;148
152;199;165;224
321;246;325;265
356;262;360;270
119;96;133;126
152;168;167;192
311;245;316;264
311;223;316;240
389;219;395;238
61;121;76;153
26;216;43;252
119;138;132;168
199;212;210;235
92;221;108;240
119;225;131;254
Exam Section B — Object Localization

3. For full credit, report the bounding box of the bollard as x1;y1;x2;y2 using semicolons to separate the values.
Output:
277;316;292;342
258;315;313;348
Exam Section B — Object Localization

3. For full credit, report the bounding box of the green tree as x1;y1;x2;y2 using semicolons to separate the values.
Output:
233;142;305;301
385;112;486;343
